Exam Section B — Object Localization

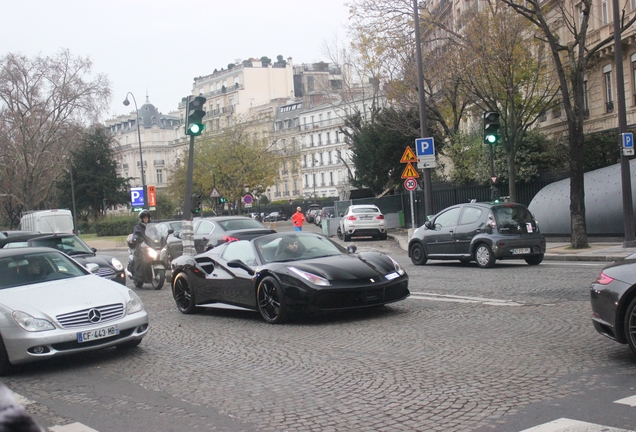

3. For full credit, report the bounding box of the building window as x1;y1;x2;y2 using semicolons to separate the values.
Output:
602;0;608;24
604;64;614;112
632;54;636;105
156;169;163;184
583;75;590;118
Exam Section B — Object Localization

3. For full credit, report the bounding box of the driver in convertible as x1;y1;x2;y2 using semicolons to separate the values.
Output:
275;237;304;260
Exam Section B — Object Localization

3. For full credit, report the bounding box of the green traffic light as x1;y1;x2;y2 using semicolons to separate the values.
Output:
486;134;497;144
188;123;204;135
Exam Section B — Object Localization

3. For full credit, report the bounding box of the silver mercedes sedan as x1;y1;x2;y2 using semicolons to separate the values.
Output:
0;247;148;374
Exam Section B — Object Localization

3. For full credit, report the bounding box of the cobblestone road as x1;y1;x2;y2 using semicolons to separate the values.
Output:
3;231;636;431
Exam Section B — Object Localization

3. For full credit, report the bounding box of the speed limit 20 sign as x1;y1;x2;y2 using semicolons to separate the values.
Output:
404;177;417;191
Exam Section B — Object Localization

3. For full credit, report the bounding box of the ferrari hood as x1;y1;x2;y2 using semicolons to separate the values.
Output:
288;253;396;280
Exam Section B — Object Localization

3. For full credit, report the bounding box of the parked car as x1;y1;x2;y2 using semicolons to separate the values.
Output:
408;202;545;268
305;204;321;223
150;220;183;240
0;247;148;375
248;213;262;221
1;232;126;285
315;206;335;227
170;232;409;323
166;216;276;261
19;209;75;234
590;252;636;355
263;212;287;222
337;204;387;241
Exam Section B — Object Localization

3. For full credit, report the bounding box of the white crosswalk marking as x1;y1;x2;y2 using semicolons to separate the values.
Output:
520;417;634;431
615;395;636;407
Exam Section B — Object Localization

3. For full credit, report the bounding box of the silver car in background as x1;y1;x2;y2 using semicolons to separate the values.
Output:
0;247;148;375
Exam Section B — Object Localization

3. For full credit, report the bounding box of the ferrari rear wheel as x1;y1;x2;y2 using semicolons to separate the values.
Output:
172;273;198;314
257;276;288;324
625;297;636;355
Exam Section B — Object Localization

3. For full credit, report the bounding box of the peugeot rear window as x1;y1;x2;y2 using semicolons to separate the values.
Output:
493;206;536;233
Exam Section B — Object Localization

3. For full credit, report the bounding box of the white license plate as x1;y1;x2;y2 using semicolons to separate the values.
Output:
512;248;531;254
77;325;119;343
385;272;400;280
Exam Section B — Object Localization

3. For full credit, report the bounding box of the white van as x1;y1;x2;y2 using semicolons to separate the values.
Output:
20;209;75;234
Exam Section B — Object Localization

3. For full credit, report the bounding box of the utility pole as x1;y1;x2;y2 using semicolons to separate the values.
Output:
413;0;433;220
613;0;636;247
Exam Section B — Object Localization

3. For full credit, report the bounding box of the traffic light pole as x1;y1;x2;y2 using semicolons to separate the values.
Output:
182;134;196;255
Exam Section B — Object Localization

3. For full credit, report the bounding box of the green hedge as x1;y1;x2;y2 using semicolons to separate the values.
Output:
95;216;137;236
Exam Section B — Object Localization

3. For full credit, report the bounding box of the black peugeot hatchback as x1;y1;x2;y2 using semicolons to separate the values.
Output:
408;202;545;268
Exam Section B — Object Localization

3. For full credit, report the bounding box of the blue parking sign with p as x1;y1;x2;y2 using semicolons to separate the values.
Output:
415;138;435;156
622;133;634;148
131;187;145;207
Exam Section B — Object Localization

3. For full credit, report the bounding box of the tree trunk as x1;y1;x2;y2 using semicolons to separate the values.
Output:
569;122;588;248
507;151;517;203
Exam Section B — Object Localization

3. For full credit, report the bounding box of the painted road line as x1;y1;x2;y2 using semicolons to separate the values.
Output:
615;395;636;407
11;391;99;432
409;292;524;306
520;417;632;432
49;423;99;432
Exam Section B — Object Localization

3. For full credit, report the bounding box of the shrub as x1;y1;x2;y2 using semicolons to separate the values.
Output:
95;216;137;236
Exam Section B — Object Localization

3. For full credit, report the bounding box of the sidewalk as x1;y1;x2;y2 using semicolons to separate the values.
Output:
84;231;636;262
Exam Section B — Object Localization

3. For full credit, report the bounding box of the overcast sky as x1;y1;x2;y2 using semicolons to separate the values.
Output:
0;0;351;119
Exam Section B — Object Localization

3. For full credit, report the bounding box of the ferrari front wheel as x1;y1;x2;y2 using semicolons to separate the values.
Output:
172;273;198;314
257;276;288;324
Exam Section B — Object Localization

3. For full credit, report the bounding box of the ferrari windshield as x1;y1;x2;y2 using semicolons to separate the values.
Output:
255;233;347;263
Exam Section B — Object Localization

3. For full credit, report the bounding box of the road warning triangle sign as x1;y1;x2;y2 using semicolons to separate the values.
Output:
210;187;221;198
401;162;420;179
400;147;418;163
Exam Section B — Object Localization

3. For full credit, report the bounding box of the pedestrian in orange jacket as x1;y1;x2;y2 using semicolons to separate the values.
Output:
291;207;305;231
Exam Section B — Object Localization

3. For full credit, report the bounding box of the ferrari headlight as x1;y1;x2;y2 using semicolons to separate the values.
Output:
126;290;144;314
387;255;405;276
12;311;55;332
288;267;330;286
146;248;158;259
111;258;124;271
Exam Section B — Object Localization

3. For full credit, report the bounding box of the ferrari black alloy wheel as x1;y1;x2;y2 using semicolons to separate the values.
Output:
257;276;288;324
172;273;198;314
625;297;636;355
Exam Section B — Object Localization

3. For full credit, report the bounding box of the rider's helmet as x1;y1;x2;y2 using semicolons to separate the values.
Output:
139;209;151;222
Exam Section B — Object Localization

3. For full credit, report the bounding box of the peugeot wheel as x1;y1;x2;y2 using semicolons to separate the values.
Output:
474;243;496;268
257;276;288;324
172;273;198;314
152;269;165;290
525;254;544;266
410;243;427;265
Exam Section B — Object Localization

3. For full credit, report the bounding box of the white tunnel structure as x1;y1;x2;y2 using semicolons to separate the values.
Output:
528;159;636;235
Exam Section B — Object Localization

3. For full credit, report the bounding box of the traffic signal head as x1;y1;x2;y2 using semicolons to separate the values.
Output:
483;111;500;144
191;194;202;214
185;95;207;136
219;197;227;203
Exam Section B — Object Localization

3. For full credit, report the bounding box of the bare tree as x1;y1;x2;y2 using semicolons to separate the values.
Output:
501;0;636;248
0;49;111;222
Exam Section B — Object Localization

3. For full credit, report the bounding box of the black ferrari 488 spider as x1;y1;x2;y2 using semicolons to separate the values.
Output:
170;232;409;323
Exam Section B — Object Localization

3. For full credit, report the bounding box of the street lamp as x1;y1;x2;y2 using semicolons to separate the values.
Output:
123;92;147;210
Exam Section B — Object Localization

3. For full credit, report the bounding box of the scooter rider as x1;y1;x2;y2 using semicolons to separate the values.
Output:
131;209;151;282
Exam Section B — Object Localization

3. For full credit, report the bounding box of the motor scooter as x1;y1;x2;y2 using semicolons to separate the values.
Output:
126;224;166;290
